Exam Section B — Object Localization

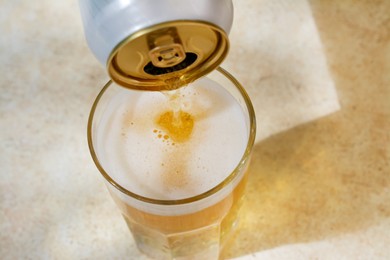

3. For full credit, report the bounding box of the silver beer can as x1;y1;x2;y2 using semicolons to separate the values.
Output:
79;0;234;90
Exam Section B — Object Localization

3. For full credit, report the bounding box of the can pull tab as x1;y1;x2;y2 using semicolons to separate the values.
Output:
149;43;186;68
147;28;186;68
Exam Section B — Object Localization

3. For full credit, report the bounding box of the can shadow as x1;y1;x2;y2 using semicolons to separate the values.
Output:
222;109;390;258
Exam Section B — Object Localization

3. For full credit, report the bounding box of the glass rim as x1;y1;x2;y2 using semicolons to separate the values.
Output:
87;67;256;206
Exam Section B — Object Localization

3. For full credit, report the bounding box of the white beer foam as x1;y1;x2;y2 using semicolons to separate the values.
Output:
96;77;248;203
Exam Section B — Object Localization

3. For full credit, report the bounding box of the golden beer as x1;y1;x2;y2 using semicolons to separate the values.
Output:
88;68;255;259
110;172;248;258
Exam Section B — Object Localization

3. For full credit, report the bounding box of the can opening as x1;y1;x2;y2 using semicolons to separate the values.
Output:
143;52;198;76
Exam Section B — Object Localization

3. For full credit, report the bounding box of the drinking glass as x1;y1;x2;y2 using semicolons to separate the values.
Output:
87;67;256;259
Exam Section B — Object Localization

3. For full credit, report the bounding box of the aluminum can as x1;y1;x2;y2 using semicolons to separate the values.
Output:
79;0;233;90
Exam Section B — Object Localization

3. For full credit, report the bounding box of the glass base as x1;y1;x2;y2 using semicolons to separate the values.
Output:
124;216;221;259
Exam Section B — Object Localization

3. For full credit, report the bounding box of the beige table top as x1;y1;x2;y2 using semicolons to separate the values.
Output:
1;0;389;259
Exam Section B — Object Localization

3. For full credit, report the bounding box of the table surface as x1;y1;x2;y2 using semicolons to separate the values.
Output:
1;0;389;259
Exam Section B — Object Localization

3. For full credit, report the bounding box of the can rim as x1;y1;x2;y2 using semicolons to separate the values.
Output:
106;20;230;91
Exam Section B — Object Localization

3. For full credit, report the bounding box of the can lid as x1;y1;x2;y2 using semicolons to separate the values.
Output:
107;21;229;91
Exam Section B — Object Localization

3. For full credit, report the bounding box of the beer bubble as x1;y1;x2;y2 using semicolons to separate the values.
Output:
156;110;193;143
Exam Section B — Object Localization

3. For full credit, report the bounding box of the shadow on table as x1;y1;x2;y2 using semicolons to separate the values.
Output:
222;108;390;258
